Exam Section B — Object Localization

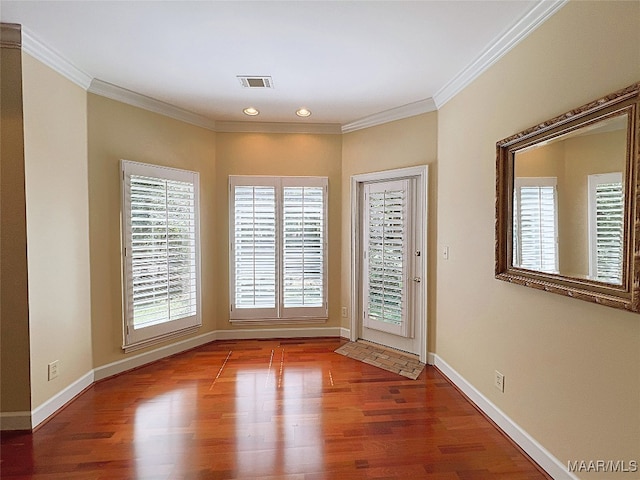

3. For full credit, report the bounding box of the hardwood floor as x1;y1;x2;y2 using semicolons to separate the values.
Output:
1;338;550;479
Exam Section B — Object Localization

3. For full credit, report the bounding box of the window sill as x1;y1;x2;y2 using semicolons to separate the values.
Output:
122;324;201;353
229;318;328;326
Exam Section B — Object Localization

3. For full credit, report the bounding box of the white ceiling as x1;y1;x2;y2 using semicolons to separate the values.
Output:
0;1;565;131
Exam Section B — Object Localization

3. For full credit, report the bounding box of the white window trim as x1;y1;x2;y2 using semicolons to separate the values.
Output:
229;175;328;324
514;176;559;273
121;160;202;352
588;171;624;283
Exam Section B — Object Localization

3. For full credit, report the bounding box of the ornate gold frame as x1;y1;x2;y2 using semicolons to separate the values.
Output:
495;82;640;311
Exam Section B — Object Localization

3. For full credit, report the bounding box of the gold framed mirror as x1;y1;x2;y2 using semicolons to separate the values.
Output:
496;82;640;311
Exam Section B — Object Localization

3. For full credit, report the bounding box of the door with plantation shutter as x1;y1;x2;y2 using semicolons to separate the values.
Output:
362;179;417;352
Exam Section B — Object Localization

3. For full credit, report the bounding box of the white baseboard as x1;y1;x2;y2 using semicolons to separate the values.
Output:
96;328;344;383
215;326;344;340
31;370;94;429
94;330;218;381
433;354;578;480
0;411;32;430
340;327;350;338
426;352;436;365
94;327;345;381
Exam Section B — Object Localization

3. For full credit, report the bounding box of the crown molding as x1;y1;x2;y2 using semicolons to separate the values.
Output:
20;26;92;90
341;98;437;133
88;79;217;131
8;0;566;134
216;121;341;135
433;0;568;109
0;23;22;48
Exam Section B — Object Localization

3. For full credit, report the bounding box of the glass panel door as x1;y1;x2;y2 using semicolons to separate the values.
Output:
363;179;411;338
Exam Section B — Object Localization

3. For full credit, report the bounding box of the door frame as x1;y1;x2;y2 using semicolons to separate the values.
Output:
349;165;428;363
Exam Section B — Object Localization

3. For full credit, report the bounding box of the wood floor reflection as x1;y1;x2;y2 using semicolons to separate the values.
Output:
1;338;550;479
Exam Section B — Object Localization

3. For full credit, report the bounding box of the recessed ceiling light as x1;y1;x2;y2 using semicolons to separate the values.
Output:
243;107;260;116
296;108;312;118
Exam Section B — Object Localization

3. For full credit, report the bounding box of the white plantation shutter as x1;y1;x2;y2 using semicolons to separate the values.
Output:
514;178;558;274
229;176;327;321
233;185;277;315
282;182;325;313
589;172;624;284
363;179;411;337
122;160;201;350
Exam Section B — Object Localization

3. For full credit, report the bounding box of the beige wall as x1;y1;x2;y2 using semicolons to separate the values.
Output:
341;113;438;351
21;53;93;408
87;94;217;367
0;39;32;415
215;132;343;330
436;1;640;476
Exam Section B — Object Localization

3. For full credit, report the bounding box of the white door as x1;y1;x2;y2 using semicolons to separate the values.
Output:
360;177;422;355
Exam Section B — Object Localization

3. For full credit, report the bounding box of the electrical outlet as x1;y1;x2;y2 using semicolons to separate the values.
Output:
341;307;348;318
48;361;59;381
494;370;505;392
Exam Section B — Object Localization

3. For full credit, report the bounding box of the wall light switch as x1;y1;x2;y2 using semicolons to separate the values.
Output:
442;246;449;260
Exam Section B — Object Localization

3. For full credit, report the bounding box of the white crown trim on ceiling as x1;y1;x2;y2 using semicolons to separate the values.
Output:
432;0;568;108
21;26;92;90
15;0;567;134
341;98;437;133
217;121;341;135
88;79;217;131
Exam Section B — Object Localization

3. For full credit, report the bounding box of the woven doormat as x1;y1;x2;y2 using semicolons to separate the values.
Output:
335;340;425;380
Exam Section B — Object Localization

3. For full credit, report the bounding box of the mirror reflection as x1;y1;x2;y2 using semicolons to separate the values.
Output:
512;114;627;285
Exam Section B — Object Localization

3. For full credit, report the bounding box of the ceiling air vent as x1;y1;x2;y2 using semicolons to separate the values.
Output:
237;76;273;89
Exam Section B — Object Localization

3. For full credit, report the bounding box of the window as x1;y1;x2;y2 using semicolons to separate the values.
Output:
229;176;328;322
588;172;624;283
513;177;558;273
121;160;201;351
